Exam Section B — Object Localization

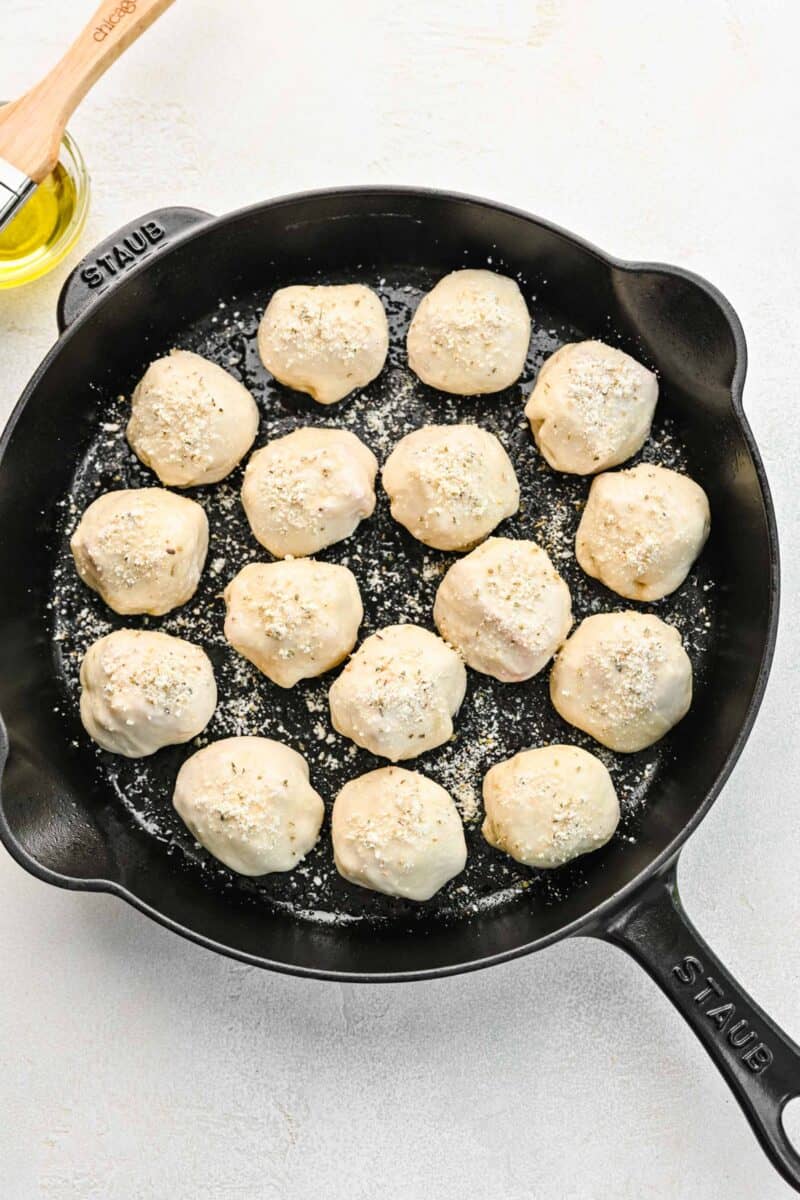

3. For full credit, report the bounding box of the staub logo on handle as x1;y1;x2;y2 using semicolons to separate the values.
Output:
80;220;166;290
94;0;138;42
672;955;774;1074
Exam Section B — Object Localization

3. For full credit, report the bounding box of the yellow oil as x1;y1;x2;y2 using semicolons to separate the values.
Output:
0;162;77;274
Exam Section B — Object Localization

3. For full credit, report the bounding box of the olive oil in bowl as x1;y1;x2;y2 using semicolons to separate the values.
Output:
0;126;89;289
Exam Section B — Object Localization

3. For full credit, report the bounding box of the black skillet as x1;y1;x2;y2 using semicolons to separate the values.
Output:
0;188;798;1189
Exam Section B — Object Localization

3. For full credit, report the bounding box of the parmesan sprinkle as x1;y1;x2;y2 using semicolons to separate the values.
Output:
268;296;377;368
563;349;643;462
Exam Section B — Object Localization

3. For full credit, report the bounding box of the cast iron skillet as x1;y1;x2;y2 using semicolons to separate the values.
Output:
0;189;798;1188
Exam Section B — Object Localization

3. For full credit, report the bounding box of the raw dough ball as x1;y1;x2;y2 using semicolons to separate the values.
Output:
127;349;259;487
382;424;519;551
242;427;377;558
224;559;363;688
172;736;324;876
70;488;208;616
525;341;658;474
407;269;531;395
258;284;389;405
433;537;572;682
482;745;620;868
79;629;216;757
332;767;467;900
550;611;692;753
576;463;711;601
329;624;466;762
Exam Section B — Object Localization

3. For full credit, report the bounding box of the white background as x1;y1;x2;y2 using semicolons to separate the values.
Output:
2;2;799;1197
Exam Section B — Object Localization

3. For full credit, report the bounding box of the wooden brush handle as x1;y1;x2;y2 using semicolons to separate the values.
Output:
0;0;176;182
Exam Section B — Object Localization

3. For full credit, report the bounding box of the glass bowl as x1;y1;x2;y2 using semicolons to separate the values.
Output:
0;124;90;289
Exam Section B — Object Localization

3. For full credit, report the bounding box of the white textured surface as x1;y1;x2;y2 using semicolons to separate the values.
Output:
1;1;799;1196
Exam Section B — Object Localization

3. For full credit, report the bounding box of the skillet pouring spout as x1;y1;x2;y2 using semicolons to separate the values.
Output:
597;862;800;1191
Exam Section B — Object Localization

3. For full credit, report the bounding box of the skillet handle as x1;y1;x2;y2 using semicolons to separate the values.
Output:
598;863;800;1191
56;206;212;332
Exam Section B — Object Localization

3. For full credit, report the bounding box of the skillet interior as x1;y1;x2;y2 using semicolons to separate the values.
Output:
0;191;776;977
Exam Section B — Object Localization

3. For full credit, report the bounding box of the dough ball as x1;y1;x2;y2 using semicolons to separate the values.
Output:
79;629;216;757
482;745;620;869
550;611;692;753
407;269;531;395
332;767;467;900
329;624;466;762
172;736;324;876
258;284;389;405
242;427;377;558
525;341;658;474
127;349;259;487
70;488;208;616
382;424;519;551
224;559;363;688
576;463;710;601
433;537;572;682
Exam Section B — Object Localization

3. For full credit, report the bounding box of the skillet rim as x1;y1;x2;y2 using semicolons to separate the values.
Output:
0;185;781;982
